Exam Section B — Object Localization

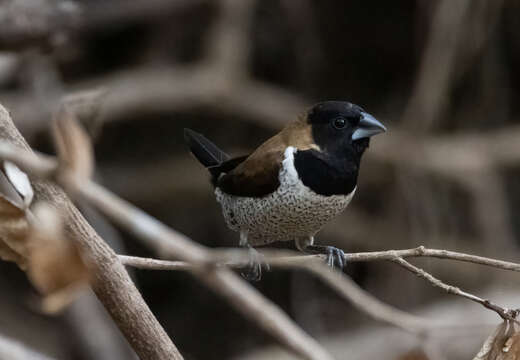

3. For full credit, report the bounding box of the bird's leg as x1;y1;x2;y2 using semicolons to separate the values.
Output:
239;231;270;281
296;237;346;270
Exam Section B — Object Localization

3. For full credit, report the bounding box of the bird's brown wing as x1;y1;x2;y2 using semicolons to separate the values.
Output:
216;150;283;197
216;118;317;197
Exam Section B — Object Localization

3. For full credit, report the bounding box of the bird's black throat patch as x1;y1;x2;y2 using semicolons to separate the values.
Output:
293;149;359;196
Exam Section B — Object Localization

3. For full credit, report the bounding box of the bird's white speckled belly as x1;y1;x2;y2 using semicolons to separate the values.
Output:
215;147;355;246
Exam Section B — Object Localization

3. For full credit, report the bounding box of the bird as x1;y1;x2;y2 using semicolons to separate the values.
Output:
184;101;386;280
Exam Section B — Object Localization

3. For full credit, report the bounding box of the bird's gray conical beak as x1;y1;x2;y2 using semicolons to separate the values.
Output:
352;112;386;140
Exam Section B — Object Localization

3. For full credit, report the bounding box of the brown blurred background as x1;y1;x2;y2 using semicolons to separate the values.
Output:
0;0;519;359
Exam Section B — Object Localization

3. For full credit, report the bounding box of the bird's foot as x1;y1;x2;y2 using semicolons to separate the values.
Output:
304;245;346;270
240;247;270;282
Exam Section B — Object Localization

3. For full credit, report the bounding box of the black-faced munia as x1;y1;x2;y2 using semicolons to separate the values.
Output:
185;101;386;280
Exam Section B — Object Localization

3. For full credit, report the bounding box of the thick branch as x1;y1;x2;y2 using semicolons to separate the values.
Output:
0;105;182;359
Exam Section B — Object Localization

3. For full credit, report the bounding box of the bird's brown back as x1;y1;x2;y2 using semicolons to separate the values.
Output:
218;117;317;197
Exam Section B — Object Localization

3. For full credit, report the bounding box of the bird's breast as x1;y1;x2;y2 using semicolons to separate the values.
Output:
215;147;355;245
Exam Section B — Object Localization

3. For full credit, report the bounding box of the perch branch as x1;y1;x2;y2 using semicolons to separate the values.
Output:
119;244;520;323
119;245;520;273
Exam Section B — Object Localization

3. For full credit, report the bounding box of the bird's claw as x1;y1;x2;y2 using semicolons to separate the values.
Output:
240;247;270;282
301;244;347;270
324;246;346;270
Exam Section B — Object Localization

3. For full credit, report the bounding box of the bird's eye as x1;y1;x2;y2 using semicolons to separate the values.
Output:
332;117;346;130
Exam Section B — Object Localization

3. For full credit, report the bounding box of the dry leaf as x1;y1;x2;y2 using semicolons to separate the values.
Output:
52;108;94;180
0;196;29;267
0;166;25;210
26;203;90;313
474;321;520;360
0;144;87;313
0;169;31;268
3;161;34;208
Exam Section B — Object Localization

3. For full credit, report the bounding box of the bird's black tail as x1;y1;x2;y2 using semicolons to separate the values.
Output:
184;128;230;168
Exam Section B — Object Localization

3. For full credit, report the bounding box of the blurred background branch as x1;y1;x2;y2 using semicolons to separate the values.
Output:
0;333;56;360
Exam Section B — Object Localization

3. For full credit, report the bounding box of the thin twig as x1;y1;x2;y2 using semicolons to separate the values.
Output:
391;257;519;322
345;246;520;272
119;245;520;273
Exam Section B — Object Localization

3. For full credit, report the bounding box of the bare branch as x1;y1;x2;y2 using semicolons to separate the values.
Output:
345;246;520;272
119;244;520;325
120;245;520;274
392;257;519;322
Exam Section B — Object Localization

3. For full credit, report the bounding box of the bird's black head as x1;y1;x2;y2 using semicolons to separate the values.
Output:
307;101;386;163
